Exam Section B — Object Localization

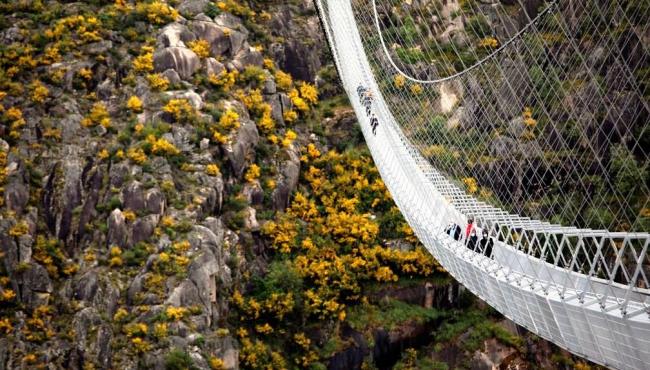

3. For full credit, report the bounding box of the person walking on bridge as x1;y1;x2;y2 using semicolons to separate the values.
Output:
467;229;478;251
465;218;474;240
363;91;373;116
479;229;494;258
370;114;379;135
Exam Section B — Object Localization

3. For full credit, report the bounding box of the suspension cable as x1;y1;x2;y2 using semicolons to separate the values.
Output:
371;0;560;84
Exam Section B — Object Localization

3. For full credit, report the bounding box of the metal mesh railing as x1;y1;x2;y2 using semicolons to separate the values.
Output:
356;0;649;234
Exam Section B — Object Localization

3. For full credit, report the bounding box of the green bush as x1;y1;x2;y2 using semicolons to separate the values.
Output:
249;259;303;300
122;242;151;267
224;195;248;212
164;349;196;370
205;3;222;18
396;47;426;65
467;15;491;39
347;298;444;332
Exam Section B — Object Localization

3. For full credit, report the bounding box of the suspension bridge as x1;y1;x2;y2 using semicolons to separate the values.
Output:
315;1;649;369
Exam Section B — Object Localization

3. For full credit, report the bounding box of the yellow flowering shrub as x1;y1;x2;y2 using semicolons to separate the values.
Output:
165;306;188;321
42;127;61;140
122;210;136;222
3;107;26;140
133;49;154;73
219;109;240;130
206;164;221;176
43;14;102;46
136;1;179;25
147;73;170;91
127;96;143;112
30;80;49;103
478;36;498;48
288;89;309;112
299;83;318;105
187;39;210;58
263;58;275;70
258;109;275;133
109;245;123;267
0;289;16;302
254;148;442;333
410;83;423;95
208;70;238;92
131;337;152;353
255;323;273;334
235;88;276;133
212;130;228;144
81;102;111;128
9;221;29;237
237;88;264;114
127;147;147;164
123;322;148;337
281;129;297;148
113;308;129;322
153;322;168;339
274;70;293;91
209;357;225;370
283;109;298;124
171;240;191;253
261;215;298;253
305;143;320;159
41;46;61;65
78;68;93;80
0;318;13;335
244;164;261;183
4;107;23;122
150;137;180;156
163;99;194;122
394;74;406;89
21;304;56;342
215;0;255;19
462;177;478;194
523;106;537;127
31;236;75;278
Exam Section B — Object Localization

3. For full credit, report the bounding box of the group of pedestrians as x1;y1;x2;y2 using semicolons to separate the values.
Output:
357;85;379;135
445;218;494;258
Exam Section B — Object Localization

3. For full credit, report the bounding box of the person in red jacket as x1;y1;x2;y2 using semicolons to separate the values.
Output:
465;218;474;240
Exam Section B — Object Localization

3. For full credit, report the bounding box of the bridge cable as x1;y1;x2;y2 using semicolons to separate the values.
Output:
370;0;560;84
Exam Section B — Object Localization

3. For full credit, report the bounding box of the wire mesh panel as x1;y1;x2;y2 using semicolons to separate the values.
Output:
316;0;649;368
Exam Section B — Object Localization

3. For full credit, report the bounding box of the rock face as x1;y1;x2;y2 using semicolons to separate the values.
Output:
328;280;462;370
225;117;259;178
271;147;300;210
269;5;324;81
159;23;194;48
496;58;529;120
188;21;233;56
107;209;128;247
3;165;29;214
154;47;201;80
206;58;225;76
177;0;210;17
185;219;231;325
42;151;84;247
17;264;53;308
437;81;461;114
230;46;264;71
470;338;519;370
